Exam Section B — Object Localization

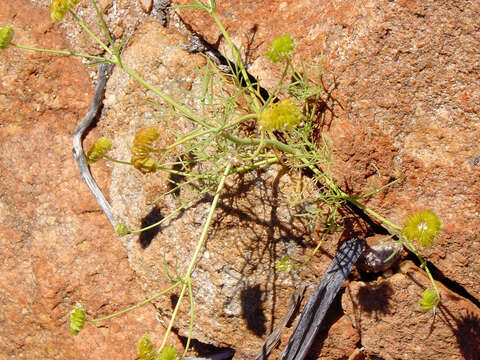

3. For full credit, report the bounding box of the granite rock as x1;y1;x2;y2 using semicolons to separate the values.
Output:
343;261;480;359
0;1;176;359
172;0;480;300
3;0;480;359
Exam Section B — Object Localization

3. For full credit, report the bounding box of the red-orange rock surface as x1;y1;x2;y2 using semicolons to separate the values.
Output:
2;0;480;359
0;1;177;359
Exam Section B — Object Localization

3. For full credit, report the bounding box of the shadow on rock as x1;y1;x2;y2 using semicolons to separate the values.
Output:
240;284;267;337
139;206;164;249
356;282;393;315
454;311;480;360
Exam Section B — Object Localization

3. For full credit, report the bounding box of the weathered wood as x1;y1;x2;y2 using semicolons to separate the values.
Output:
254;285;306;360
279;238;365;360
72;63;116;229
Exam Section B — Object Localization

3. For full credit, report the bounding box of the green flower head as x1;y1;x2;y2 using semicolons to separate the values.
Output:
131;155;158;174
259;99;303;131
276;256;293;272
50;0;81;23
86;137;113;164
402;210;441;248
419;289;439;312
115;222;130;237
137;334;157;360
266;34;295;63
69;303;86;335
0;25;14;51
157;345;178;360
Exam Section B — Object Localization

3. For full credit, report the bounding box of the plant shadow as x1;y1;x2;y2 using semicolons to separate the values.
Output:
240;284;267;337
452;311;480;359
356;282;394;315
139;206;164;249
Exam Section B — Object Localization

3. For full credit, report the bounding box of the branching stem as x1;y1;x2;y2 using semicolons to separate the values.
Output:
159;162;232;352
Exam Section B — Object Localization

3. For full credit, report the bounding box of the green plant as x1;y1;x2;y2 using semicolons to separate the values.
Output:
86;137;113;164
419;288;440;313
3;0;444;356
402;210;442;248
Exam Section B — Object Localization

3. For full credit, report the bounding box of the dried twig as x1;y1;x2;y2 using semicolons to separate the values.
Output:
279;238;365;360
254;285;307;360
72;63;116;229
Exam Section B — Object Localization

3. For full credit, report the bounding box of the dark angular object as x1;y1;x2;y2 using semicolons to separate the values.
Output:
279;238;365;360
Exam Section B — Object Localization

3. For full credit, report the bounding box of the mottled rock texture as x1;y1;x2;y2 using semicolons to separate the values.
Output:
172;0;480;297
0;1;177;359
2;0;480;359
99;19;341;357
173;0;480;357
343;262;480;360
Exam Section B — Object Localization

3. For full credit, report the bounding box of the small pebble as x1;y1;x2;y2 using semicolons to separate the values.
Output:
468;157;479;166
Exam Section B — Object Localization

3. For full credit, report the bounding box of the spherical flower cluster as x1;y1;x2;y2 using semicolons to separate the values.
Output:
259;99;303;131
276;256;293;272
401;210;441;248
0;25;14;51
266;34;295;63
158;345;178;360
69;303;86;335
115;222;130;237
137;334;157;360
131;126;159;173
50;0;81;23
419;289;439;312
86;137;113;164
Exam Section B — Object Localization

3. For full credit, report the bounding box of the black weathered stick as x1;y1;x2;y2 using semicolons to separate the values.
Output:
72;63;116;229
279;238;365;360
254;285;306;360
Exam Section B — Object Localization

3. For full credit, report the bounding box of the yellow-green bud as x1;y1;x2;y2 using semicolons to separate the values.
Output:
131;156;158;174
69;303;86;335
157;345;178;360
50;0;81;23
0;25;14;50
259;99;303;131
137;334;157;360
266;34;295;63
276;256;293;272
115;223;130;237
419;289;439;312
86;137;113;164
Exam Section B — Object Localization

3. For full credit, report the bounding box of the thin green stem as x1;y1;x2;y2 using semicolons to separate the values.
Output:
401;238;440;297
11;44;109;62
88;0;114;50
118;62;212;129
210;11;261;112
247;130;265;161
161;128;215;152
159;162;232;352
69;10;113;56
348;197;402;232
86;281;181;322
229;156;279;174
423;264;440;296
268;60;291;102
222;132;298;155
129;201;189;233
359;177;402;199
103;156;132;165
181;280;195;359
156;166;216;179
294;235;325;270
